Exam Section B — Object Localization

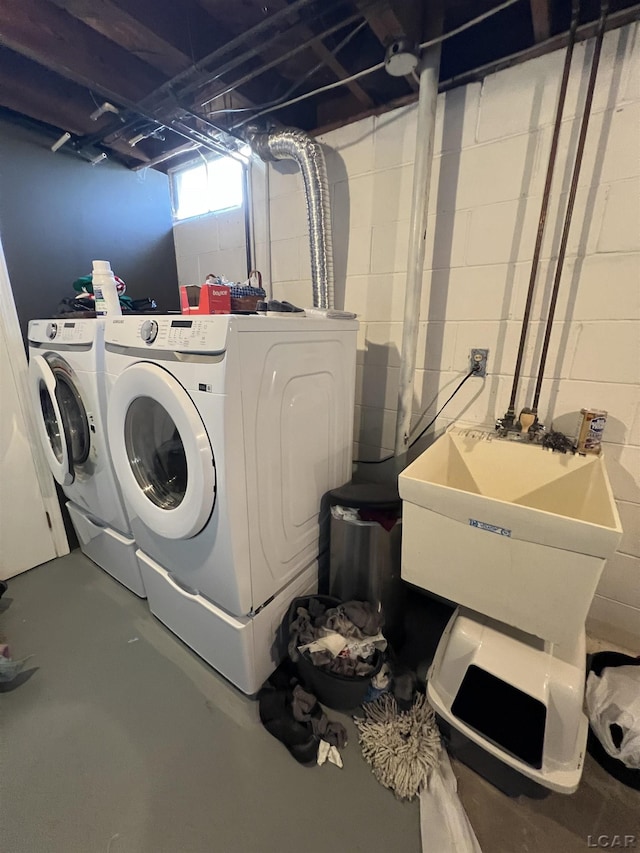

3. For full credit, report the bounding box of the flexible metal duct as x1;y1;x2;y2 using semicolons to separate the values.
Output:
248;127;333;309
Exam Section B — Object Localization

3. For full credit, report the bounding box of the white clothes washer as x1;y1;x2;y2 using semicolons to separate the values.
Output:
28;318;143;596
104;314;357;693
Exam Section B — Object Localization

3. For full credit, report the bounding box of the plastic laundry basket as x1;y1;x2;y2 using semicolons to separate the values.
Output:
286;594;382;711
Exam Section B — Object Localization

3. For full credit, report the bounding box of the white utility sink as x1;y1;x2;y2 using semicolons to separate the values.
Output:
399;428;622;646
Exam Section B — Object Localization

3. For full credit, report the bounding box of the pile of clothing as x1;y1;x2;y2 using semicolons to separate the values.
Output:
288;599;386;677
258;662;347;767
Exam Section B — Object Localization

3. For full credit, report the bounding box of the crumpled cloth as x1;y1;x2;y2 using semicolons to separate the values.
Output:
291;685;348;748
0;645;31;683
317;739;344;768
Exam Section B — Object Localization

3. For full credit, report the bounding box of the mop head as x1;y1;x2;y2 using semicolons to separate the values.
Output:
354;693;441;800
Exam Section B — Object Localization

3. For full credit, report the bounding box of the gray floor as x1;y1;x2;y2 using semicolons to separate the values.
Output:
2;553;638;853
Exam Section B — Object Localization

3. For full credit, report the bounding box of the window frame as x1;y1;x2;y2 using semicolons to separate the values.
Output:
169;152;246;223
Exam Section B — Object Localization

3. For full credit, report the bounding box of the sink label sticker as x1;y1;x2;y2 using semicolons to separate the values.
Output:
469;519;512;537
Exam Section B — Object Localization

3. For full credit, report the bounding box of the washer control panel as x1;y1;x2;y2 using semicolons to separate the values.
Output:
107;316;230;353
28;319;96;345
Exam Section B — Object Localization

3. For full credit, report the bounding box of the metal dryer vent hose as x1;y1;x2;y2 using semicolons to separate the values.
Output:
248;127;334;309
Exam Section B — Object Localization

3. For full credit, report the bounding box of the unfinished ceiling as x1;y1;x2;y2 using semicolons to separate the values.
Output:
0;0;638;170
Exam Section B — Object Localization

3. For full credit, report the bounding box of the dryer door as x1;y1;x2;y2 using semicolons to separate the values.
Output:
30;354;74;486
107;362;215;539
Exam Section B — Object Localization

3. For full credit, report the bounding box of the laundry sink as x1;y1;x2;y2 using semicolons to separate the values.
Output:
399;428;622;645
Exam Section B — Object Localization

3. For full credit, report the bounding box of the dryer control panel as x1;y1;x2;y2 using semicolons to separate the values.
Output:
28;319;97;346
106;315;229;353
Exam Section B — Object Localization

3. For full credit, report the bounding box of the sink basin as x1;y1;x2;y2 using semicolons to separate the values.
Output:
399;428;622;645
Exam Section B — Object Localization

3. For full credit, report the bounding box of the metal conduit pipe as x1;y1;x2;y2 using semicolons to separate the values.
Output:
502;0;580;429
393;43;442;461
247;127;334;309
532;0;609;415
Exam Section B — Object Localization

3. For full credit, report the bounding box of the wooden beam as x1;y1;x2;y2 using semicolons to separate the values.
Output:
0;49;100;136
0;0;164;104
267;0;373;108
308;40;374;109
440;4;640;91
357;0;418;91
197;0;373;109
308;3;640;138
47;0;263;119
0;48;149;162
48;0;191;77
530;0;551;42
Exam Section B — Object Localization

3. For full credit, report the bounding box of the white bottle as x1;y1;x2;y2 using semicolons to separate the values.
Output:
92;260;122;316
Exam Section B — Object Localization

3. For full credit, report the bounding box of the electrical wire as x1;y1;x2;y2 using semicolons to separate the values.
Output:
229;0;524;127
418;0;523;50
233;62;386;127
354;367;479;464
202;21;368;116
204;20;369;119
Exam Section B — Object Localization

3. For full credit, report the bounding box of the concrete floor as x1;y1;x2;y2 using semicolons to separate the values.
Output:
2;552;638;853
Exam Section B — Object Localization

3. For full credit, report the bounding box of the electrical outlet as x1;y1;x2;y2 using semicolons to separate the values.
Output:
470;348;489;377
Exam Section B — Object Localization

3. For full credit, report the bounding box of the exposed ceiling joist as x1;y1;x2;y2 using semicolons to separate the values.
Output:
0;48;149;162
530;0;551;42
48;0;261;116
0;0;259;158
0;0;163;104
48;0;192;77
0;0;637;171
263;0;374;108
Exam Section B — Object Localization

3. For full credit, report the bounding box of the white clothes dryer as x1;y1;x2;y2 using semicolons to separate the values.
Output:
28;319;143;596
104;314;357;693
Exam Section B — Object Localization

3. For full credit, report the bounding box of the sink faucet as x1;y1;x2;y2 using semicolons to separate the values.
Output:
496;407;546;442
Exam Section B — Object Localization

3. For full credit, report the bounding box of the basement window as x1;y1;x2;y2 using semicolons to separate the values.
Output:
171;155;244;221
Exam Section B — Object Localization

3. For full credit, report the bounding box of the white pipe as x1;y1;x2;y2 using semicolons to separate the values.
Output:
394;44;442;461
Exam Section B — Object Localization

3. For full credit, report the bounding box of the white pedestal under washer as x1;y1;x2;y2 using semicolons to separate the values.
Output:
104;314;358;693
28;319;143;596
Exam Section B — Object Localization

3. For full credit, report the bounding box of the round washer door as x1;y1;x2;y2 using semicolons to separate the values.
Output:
107;362;215;539
30;354;74;486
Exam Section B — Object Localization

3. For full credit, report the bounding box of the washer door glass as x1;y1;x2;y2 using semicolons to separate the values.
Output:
107;361;215;540
30;354;74;486
55;370;90;467
39;380;63;463
124;397;188;509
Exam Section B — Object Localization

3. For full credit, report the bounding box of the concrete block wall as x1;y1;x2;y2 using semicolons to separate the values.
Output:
253;22;640;647
173;207;247;286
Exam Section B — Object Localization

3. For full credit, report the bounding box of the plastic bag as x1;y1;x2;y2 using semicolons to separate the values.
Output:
420;751;482;853
586;665;640;770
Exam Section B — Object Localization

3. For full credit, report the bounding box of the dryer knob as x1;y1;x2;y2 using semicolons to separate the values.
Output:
140;319;158;343
46;322;58;340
